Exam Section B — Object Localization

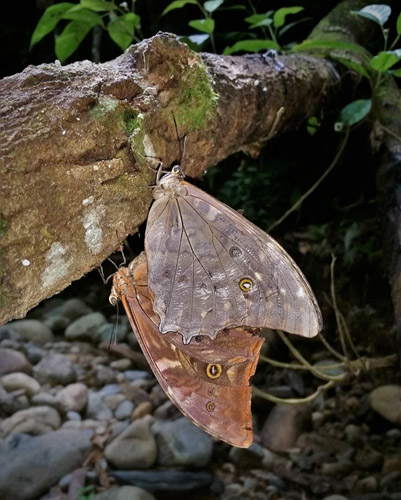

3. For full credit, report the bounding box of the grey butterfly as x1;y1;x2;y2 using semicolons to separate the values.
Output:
145;166;322;344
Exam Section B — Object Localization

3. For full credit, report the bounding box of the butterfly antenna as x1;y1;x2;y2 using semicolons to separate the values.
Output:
171;112;186;174
108;306;118;348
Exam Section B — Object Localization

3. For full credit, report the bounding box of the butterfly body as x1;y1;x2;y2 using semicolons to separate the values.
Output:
109;253;264;448
145;167;323;344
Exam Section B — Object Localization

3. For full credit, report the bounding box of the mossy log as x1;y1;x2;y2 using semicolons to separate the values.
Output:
0;0;390;324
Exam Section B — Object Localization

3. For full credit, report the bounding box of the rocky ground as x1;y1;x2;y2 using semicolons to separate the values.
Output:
1;273;401;500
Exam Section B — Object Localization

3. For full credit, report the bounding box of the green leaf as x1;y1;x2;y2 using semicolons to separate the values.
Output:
397;12;401;35
62;7;104;26
204;0;224;13
188;18;215;34
30;2;74;47
108;13;140;50
391;68;401;77
352;4;391;26
178;34;209;51
330;55;370;78
245;13;273;28
162;0;198;16
55;20;94;61
273;6;304;28
306;116;319;136
370;49;401;72
337;99;372;127
293;39;368;55
223;39;280;55
80;0;117;12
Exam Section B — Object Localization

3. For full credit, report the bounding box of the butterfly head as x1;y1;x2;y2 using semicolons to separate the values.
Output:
154;165;187;199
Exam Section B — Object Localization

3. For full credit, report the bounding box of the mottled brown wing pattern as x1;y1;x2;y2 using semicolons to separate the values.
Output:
145;173;322;344
109;254;264;448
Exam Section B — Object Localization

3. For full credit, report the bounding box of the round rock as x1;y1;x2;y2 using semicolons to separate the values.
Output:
115;400;135;420
0;429;92;500
1;372;41;396
57;383;88;412
369;385;401;425
0;348;32;376
34;353;76;385
105;416;157;469
0;405;61;437
64;312;107;342
6;320;54;345
96;485;156;500
152;417;213;467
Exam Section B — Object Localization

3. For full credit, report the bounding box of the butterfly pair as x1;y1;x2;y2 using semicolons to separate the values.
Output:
110;164;322;447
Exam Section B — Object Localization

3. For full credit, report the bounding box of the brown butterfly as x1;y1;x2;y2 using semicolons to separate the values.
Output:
145;165;323;345
109;252;264;448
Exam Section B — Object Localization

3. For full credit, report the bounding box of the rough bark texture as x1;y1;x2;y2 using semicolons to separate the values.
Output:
0;0;388;324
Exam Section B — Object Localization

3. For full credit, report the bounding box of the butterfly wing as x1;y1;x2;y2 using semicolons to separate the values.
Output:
110;255;264;448
146;180;322;343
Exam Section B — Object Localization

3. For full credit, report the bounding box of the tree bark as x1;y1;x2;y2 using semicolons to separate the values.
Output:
0;0;382;324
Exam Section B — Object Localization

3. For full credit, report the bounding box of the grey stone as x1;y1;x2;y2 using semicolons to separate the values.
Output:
97;323;128;343
0;405;61;437
96;485;156;500
86;392;113;420
152;417;213;467
104;393;126;411
369;385;401;425
1;372;41;396
64;312;107;342
95;365;116;386
31;392;60;408
110;358;132;371
124;370;150;381
228;442;268;468
105;416;157;469
66;411;82;421
98;384;122;397
0;429;92;500
262;403;311;451
6;319;54;345
322;496;349;500
0;348;32;375
56;383;88;412
23;342;44;364
115;400;135;420
34;353;76;385
44;298;93;330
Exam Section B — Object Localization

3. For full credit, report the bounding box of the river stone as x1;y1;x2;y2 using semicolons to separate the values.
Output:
0;348;32;375
152;417;213;467
105;416;157;469
44;298;94;330
96;486;156;500
86;392;113;420
34;353;76;385
64;312;107;342
6;319;54;345
97;323;128;343
31;391;60;408
23;342;44;364
115;400;135;420
0;405;61;437
57;383;88;412
0;429;92;500
1;372;41;396
369;385;401;425
110;358;132;371
262;403;311;451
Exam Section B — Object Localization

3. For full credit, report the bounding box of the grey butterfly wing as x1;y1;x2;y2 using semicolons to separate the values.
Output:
146;180;322;344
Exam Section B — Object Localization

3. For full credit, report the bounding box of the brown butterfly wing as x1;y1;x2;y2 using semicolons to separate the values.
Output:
146;176;322;344
110;254;264;448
